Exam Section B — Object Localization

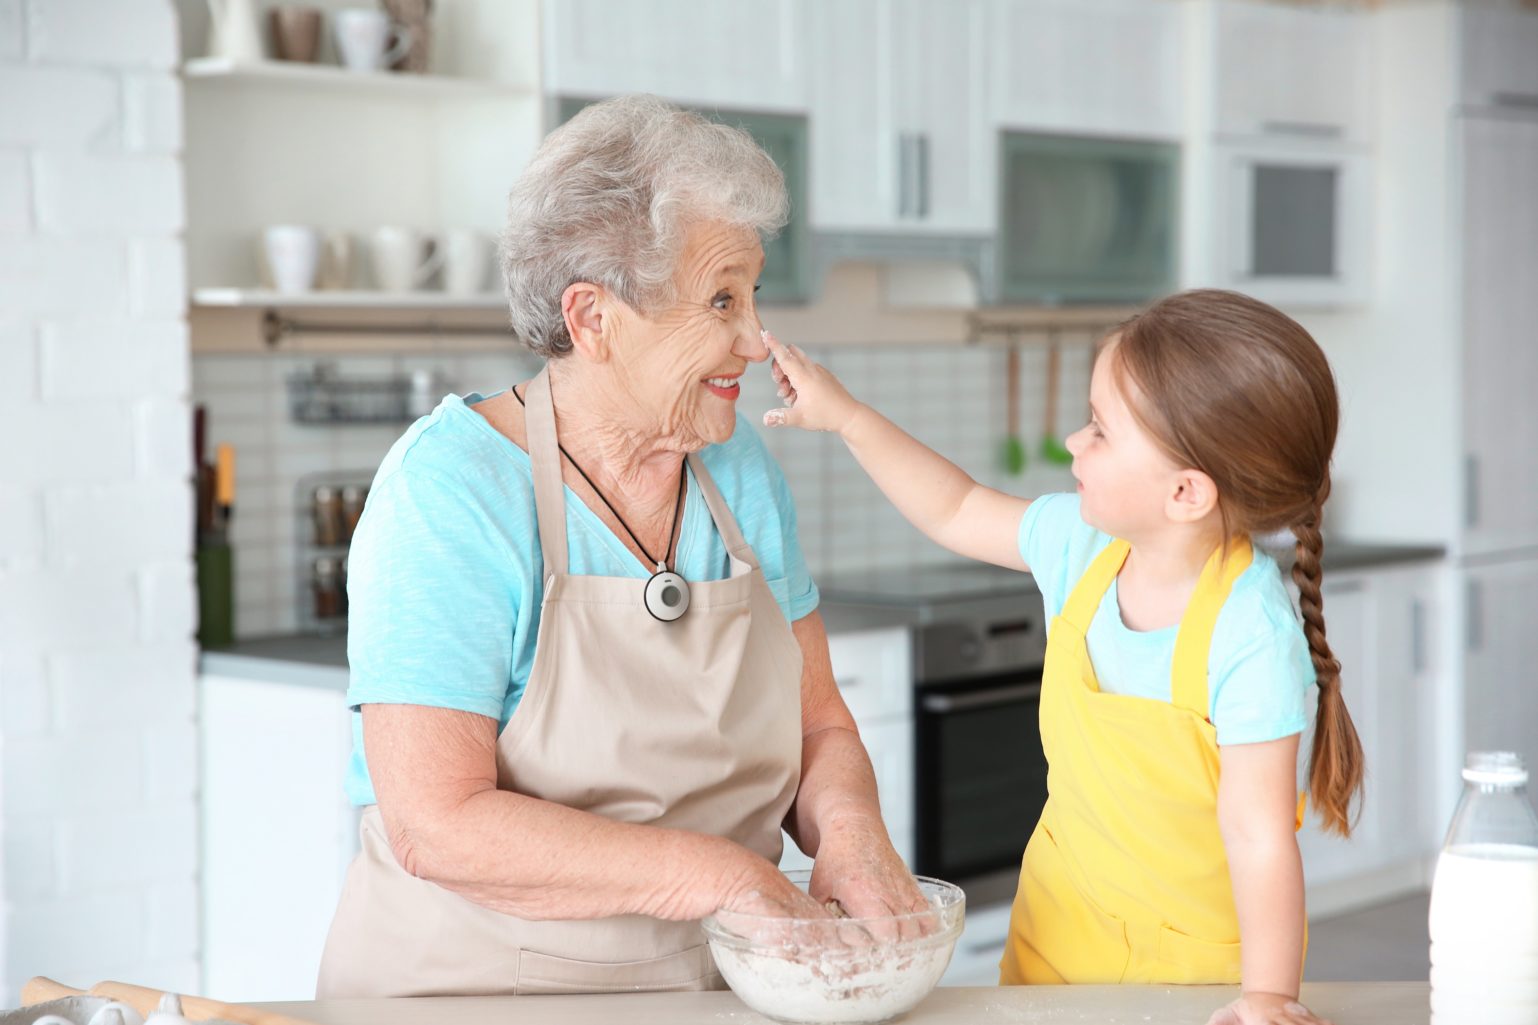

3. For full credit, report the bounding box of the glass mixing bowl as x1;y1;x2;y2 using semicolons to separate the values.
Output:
701;871;966;1025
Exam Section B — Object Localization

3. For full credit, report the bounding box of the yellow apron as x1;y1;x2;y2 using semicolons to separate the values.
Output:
1001;536;1303;986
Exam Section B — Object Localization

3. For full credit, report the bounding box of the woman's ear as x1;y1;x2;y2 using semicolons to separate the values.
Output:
1166;467;1219;524
561;282;611;363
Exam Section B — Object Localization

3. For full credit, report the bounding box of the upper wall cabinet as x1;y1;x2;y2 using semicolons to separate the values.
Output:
988;0;1185;141
1461;3;1538;110
807;0;993;235
1208;0;1374;146
541;0;808;113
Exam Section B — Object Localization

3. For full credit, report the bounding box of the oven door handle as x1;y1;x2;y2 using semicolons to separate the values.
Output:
920;682;1041;713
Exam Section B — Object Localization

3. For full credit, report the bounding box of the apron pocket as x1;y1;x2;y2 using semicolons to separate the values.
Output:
515;944;722;995
1155;925;1242;984
1013;827;1132;984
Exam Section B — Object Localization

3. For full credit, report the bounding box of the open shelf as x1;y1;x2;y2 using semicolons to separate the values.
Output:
193;288;505;310
182;58;532;100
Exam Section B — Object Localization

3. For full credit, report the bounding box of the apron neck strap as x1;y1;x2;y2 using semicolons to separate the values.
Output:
1169;537;1253;718
685;452;760;571
1061;539;1130;632
524;366;569;576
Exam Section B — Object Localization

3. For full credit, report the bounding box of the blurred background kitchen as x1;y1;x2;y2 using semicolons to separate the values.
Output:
1;0;1535;1007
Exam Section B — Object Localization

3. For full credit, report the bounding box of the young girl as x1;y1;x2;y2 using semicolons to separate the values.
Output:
761;289;1363;1025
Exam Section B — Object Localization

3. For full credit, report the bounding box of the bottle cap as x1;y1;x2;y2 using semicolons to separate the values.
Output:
1463;751;1528;786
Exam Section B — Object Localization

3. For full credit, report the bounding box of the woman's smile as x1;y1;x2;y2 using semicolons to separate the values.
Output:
703;373;742;400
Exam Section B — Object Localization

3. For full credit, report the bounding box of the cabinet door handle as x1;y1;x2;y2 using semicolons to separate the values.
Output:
1466;578;1483;653
1411;598;1426;675
1261;120;1345;139
896;134;913;218
1492;92;1538;111
1464;454;1480;529
916;133;931;219
835;675;861;690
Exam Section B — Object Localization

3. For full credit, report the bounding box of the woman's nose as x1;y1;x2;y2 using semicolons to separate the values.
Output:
734;319;770;363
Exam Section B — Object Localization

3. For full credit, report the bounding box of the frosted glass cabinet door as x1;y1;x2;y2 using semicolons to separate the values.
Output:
997;131;1179;304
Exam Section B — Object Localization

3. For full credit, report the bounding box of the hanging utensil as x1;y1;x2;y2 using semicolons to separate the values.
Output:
1040;328;1073;466
1001;339;1026;476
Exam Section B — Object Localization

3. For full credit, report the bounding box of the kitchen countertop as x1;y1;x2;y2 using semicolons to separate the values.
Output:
256;983;1429;1024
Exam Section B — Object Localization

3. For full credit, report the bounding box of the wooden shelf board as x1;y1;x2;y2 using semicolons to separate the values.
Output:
182;58;532;100
192;288;505;311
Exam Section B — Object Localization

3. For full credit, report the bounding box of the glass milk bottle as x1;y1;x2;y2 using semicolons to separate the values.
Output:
1429;751;1538;1025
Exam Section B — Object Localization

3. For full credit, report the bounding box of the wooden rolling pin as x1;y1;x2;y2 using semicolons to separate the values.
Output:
21;977;319;1025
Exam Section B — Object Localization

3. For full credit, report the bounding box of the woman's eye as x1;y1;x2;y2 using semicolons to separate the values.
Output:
712;291;732;311
753;284;762;294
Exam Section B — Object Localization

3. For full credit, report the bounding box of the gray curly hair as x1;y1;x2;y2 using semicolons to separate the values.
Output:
498;95;790;359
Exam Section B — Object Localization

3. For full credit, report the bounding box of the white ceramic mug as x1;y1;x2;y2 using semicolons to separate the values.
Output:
333;8;412;72
262;225;321;294
441;229;492;296
369;226;441;291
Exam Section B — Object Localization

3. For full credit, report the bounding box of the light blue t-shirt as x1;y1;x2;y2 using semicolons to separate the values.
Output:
342;391;820;805
1018;493;1313;746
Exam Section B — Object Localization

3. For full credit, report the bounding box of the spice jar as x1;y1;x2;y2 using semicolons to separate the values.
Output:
313;485;344;546
341;484;367;543
313;555;344;620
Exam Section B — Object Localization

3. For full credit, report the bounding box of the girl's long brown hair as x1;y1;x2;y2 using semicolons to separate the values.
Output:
1110;289;1363;836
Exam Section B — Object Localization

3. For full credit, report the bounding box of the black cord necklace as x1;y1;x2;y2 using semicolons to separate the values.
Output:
514;384;691;621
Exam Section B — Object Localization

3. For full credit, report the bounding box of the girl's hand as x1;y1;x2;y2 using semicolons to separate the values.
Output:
760;331;864;435
1206;993;1335;1025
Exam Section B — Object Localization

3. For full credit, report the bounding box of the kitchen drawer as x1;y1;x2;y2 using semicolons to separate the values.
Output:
828;627;912;723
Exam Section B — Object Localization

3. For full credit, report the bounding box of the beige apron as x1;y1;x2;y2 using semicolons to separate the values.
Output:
317;368;805;997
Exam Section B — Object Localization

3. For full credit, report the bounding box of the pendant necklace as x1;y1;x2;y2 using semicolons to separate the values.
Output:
514;385;691;622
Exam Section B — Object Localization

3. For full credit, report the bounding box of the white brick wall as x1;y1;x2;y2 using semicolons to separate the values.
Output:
0;0;197;1003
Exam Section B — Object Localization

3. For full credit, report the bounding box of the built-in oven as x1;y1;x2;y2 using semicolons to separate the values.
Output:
912;615;1050;883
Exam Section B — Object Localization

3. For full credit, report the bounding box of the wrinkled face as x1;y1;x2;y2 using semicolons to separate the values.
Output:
1064;339;1184;539
609;220;769;450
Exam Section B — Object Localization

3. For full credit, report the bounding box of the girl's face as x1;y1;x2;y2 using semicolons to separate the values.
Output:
1064;341;1186;540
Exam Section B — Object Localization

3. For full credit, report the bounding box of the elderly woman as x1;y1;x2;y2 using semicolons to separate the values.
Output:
316;95;924;997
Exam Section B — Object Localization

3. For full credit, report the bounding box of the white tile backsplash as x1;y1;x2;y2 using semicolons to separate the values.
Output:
196;341;1079;637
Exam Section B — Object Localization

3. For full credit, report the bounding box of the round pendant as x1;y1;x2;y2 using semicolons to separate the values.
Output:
644;569;690;622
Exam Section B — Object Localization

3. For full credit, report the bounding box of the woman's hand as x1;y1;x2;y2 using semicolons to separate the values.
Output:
808;813;930;940
761;331;865;435
1206;993;1335;1025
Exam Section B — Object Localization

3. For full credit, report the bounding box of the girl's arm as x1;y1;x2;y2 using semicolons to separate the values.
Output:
761;332;1031;571
1209;735;1334;1025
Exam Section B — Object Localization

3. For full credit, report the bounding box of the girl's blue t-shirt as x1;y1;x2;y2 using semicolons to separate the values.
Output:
1018;493;1313;745
342;391;820;805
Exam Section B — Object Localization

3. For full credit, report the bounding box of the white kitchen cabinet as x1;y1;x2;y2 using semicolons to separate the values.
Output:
780;626;915;872
541;0;808;113
988;0;1185;141
1295;564;1440;911
1460;3;1538;110
200;672;357;1001
807;0;992;235
1208;0;1374;146
1463;554;1538;799
1459;113;1538;557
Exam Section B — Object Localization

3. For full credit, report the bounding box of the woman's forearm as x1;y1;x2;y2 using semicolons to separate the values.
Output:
393;784;771;922
785;723;883;857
